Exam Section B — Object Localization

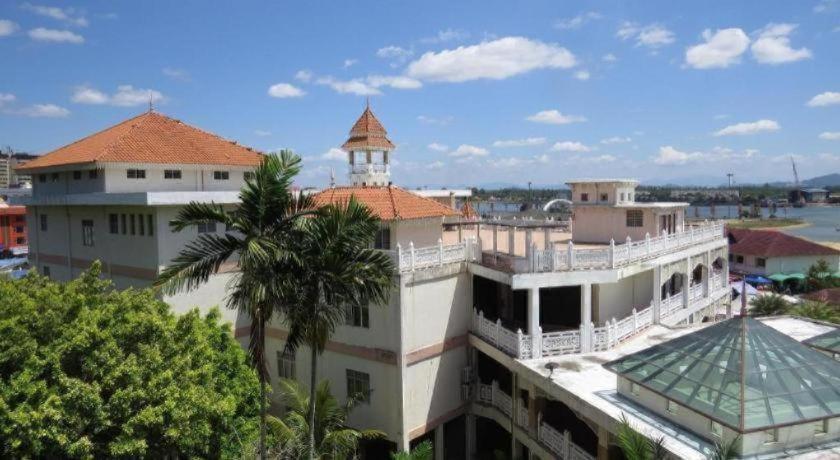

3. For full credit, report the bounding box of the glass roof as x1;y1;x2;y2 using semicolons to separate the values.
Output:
804;329;840;355
604;317;840;432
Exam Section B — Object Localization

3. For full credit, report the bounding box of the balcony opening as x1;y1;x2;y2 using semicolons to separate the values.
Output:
539;286;582;332
476;350;512;393
539;398;598;457
474;417;511;459
473;275;525;332
661;272;686;299
691;264;706;286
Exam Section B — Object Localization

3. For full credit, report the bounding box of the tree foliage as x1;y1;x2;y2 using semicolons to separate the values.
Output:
0;262;261;459
749;294;790;316
391;440;433;460
790;301;840;323
616;413;666;460
265;379;383;459
805;259;839;292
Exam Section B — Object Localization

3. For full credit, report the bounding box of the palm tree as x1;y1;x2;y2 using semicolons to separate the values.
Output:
269;379;384;459
749;294;790;316
791;301;840;323
155;151;313;460
710;435;740;460
616;413;666;460
283;198;395;460
390;441;433;460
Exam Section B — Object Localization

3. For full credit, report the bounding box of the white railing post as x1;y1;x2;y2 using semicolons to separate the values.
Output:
632;308;638;333
590;321;596;350
611;318;618;347
567;241;575;269
625;235;632;261
536;326;543;358
609;238;615;268
494;318;501;346
438;238;444;266
645;232;651;254
563;429;571;460
396;243;402;269
473;308;478;331
516;328;524;359
409;242;416;271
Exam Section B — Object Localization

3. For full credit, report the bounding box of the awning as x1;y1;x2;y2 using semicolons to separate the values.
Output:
768;273;806;283
731;282;759;296
744;274;773;285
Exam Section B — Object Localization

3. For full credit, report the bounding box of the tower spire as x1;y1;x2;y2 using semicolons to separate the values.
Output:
342;103;394;187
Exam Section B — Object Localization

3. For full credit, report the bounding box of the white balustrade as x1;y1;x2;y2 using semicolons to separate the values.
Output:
395;240;472;271
516;405;530;429
472;309;531;359
538;422;595;460
541;329;581;356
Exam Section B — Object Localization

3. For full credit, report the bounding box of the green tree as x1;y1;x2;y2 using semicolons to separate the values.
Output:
806;259;837;292
391;440;433;460
790;301;840;323
616;413;666;460
710;435;740;460
283;199;394;460
749;294;790;316
0;262;261;458
155;151;313;459
268;379;383;459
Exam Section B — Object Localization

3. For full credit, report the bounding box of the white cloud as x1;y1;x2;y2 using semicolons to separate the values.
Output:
814;0;837;13
526;109;586;125
654;146;704;165
0;19;19;37
426;160;445;170
450;144;489;157
417;115;454;125
714;114;730;120
819;131;840;140
17;103;70;118
489;157;524;168
428;142;449;152
554;11;602;30
751;23;811;64
268;82;306;98
685;28;750;69
28;27;84;44
321;148;346;161
534;154;550;164
406;36;576;83
294;70;313;82
421;29;470;44
316;76;380;96
376;45;413;65
551;141;591;152
0;93;15;106
574;70;590;81
254;130;272;137
713;119;780;136
601;136;631;144
21;3;88;27
807;91;840;107
588;154;617;163
162;67;190;81
343;59;358;68
365;75;423;90
617;22;675;48
72;85;165;107
493;137;546;148
602;53;617;62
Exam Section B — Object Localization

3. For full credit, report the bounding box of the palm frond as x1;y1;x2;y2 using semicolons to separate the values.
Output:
154;233;242;295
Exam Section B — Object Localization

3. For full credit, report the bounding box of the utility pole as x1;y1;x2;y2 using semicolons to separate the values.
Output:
726;173;734;219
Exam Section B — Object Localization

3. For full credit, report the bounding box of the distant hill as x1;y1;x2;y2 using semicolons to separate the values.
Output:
802;173;840;187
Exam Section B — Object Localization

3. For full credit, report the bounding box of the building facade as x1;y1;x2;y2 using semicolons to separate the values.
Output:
0;204;27;255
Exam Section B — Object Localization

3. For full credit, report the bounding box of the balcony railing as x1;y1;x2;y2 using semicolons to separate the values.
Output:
392;239;480;272
476;381;512;417
351;163;389;174
473;286;730;359
538;421;596;460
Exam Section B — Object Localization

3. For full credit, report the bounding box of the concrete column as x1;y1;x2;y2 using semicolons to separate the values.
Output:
457;224;462;243
492;225;498;256
434;424;445;460
544;227;551;250
528;288;541;358
580;283;592;352
510;372;518;457
465;413;476;459
703;251;711;297
508;226;516;255
652;265;662;324
597;426;611;460
683;257;691;308
475;222;480;241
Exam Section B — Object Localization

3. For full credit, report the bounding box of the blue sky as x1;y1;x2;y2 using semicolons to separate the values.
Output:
1;1;839;188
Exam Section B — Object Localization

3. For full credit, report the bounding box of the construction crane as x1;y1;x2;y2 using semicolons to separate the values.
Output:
790;156;805;207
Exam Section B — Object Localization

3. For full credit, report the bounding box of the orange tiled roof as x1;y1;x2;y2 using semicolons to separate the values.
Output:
311;185;457;221
19;112;263;171
341;106;395;152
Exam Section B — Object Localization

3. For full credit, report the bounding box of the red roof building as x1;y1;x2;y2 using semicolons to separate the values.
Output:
0;204;27;254
726;227;840;275
311;186;457;221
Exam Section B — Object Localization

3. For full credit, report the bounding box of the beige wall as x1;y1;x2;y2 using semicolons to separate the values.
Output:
594;270;653;325
393;217;445;248
732;253;840;275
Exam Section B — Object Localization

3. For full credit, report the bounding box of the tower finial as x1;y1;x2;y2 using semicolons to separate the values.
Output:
148;90;153;113
366;96;370;110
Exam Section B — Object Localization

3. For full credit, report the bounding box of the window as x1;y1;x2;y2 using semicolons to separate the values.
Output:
14;226;24;233
346;304;370;328
244;171;256;181
16;237;25;244
51;173;59;182
626;210;644;227
138;214;145;236
88;170;98;179
814;419;828;435
38;174;46;183
756;258;766;268
277;349;295;379
73;170;82;180
666;399;678;414
374;227;390;250
728;253;734;262
600;193;608;202
109;214;119;234
82;220;94;247
164;169;182;179
630;382;640;396
130;214;136;235
43;266;50;278
127;169;146;179
710;421;722;438
197;221;217;234
580;193;589;202
15;215;24;223
346;369;371;403
147;215;154;236
621;192;626;201
764;428;778;444
121;214;127;235
213;171;229;180
40;214;47;232
736;255;744;264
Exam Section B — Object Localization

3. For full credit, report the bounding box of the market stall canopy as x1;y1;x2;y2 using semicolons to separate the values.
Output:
745;274;773;285
768;273;806;283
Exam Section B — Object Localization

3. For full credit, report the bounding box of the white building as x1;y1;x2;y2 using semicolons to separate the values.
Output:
17;107;840;459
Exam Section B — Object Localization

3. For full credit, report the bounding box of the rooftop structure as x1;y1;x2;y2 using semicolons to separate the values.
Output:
311;185;457;221
804;329;840;358
728;228;840;258
342;104;394;187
